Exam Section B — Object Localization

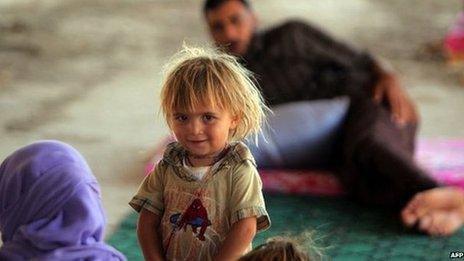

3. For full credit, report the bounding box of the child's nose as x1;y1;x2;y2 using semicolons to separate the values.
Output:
189;119;204;135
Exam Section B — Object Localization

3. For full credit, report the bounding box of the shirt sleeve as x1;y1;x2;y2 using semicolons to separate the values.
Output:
128;161;166;216
229;160;270;232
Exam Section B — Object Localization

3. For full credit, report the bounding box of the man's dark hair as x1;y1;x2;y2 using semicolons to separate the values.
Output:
203;0;251;15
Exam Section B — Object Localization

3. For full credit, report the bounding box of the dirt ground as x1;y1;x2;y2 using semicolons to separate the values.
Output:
1;0;463;239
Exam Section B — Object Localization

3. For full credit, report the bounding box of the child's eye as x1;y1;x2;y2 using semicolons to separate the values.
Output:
202;114;216;122
174;115;188;122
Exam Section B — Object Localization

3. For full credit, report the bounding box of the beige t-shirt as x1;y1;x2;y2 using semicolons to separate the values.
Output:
129;141;270;261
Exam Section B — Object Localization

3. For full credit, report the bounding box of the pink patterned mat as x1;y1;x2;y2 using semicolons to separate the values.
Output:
146;138;464;196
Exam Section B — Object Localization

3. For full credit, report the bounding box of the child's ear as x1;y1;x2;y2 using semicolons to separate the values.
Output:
230;115;240;129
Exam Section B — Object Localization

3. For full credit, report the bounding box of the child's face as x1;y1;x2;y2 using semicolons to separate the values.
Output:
171;102;238;163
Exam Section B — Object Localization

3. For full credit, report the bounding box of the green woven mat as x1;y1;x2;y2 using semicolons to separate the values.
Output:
108;195;463;260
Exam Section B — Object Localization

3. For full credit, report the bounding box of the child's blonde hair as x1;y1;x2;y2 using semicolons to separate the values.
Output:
160;45;267;142
239;232;325;261
239;237;311;261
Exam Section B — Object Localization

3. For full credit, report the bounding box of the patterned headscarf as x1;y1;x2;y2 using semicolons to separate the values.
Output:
0;140;126;260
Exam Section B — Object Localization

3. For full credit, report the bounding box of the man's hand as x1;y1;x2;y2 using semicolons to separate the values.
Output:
373;72;419;126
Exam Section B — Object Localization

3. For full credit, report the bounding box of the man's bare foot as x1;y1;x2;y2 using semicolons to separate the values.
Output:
417;210;464;236
401;187;464;235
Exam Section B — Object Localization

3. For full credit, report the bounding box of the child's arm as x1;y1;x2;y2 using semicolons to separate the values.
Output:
137;208;165;261
213;216;257;261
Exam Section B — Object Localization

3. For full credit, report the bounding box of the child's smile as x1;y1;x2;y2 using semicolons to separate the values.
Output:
186;139;208;151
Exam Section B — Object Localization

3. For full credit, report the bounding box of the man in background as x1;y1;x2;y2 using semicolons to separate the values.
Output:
203;0;464;236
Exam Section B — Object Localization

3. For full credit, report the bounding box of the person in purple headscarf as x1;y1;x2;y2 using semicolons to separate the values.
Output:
0;140;126;260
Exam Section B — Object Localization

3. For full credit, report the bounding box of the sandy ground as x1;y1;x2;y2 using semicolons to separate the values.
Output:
1;0;463;241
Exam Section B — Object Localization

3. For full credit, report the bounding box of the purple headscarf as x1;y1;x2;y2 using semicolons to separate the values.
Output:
0;140;126;260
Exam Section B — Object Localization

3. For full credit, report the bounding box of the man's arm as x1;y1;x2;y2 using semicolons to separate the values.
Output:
213;217;257;261
294;20;419;125
137;208;165;261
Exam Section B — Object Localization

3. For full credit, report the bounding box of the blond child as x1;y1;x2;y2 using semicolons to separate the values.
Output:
129;46;271;260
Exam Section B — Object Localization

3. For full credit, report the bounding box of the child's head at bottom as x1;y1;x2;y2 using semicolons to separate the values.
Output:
160;45;267;164
239;230;326;261
239;237;312;261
